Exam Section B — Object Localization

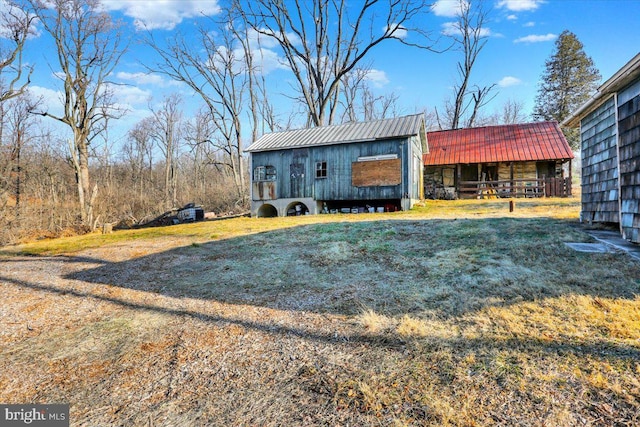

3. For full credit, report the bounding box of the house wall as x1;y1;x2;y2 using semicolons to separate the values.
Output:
617;78;640;243
580;96;620;224
250;137;420;216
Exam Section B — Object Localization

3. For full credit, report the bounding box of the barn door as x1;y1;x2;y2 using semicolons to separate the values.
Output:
290;163;305;197
290;148;309;198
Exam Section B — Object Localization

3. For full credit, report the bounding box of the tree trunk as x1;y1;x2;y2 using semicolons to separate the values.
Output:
69;135;96;228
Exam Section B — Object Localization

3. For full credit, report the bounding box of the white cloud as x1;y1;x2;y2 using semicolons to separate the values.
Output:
441;21;491;37
117;72;164;86
363;69;389;88
497;0;545;12
245;28;282;50
507;14;518;20
251;48;289;75
524;21;536;27
102;0;221;31
28;85;61;102
498;76;522;87
26;85;64;116
514;33;557;43
107;83;152;106
441;22;459;36
431;0;468;17
384;24;408;39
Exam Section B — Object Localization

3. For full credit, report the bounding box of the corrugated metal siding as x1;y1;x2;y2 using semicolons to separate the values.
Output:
251;138;409;201
423;122;574;166
580;96;620;223
246;114;424;152
618;79;640;243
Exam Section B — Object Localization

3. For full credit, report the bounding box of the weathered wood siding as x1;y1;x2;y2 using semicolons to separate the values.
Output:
251;138;412;202
618;78;640;243
580;96;620;223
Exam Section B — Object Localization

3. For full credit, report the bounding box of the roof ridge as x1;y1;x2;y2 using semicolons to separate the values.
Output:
246;114;425;153
263;113;423;136
426;121;560;135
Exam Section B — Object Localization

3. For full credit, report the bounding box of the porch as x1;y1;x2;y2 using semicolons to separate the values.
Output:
458;177;572;199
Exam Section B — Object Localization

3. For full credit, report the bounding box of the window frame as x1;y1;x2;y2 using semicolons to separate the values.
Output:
315;161;327;179
253;165;277;182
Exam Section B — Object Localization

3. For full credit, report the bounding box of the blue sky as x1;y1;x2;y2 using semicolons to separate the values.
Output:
19;0;640;149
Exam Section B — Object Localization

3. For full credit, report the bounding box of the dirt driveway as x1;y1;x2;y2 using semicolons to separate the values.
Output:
0;239;386;426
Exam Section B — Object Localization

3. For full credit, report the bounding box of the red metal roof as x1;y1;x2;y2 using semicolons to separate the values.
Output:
423;122;574;166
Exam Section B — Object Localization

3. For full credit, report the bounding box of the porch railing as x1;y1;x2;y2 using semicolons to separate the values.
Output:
458;177;572;199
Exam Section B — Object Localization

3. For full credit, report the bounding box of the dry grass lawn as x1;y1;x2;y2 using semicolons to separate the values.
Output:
1;197;639;426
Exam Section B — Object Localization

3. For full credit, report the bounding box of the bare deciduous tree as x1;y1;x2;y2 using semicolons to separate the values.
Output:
498;98;529;124
5;92;39;219
30;0;127;229
340;67;400;123
239;0;433;127
124;117;155;201
145;8;255;203
0;0;36;103
440;0;495;129
148;94;183;210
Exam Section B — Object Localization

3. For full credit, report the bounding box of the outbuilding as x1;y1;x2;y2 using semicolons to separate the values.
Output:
423;122;574;199
245;114;427;217
563;53;640;244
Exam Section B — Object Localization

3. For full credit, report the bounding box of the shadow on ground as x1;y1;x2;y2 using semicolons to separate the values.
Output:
57;217;640;318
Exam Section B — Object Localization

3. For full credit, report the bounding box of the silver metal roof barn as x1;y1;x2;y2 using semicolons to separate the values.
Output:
245;114;425;153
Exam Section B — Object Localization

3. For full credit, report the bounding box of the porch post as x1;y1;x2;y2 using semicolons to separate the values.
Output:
510;162;514;198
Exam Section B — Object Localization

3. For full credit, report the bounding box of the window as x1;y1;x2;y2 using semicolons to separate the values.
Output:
253;165;276;181
315;161;327;178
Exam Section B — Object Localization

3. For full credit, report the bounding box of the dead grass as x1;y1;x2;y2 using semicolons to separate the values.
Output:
1;197;640;426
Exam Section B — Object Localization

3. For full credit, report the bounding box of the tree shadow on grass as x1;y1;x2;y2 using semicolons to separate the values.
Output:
3;217;640;427
61;217;640;317
3;269;640;366
2;216;640;367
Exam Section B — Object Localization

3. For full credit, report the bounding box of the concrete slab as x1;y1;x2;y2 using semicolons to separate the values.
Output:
585;229;640;261
564;242;617;254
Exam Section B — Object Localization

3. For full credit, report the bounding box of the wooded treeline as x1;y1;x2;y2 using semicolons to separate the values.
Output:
0;0;598;245
0;0;440;245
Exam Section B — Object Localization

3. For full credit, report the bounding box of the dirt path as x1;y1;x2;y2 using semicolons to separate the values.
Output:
0;243;380;426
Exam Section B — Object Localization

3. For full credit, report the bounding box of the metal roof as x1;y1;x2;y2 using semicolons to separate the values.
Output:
245;114;425;152
423;122;574;166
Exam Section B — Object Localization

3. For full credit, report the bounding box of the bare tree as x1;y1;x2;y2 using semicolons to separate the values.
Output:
499;98;529;124
440;0;495;129
239;0;433;127
30;0;127;229
124;117;155;200
146;8;256;203
4;92;39;219
0;0;36;103
184;109;215;194
148;94;183;210
340;67;400;123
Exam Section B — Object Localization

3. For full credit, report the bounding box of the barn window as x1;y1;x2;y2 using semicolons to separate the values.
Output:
254;165;276;182
315;161;327;178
